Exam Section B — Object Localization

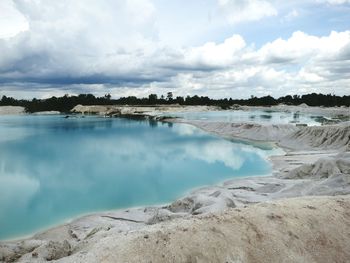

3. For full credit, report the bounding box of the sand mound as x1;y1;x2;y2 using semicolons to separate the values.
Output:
71;105;112;115
283;124;350;151
32;196;349;263
186;121;350;151
285;153;350;179
187;121;298;142
298;103;309;108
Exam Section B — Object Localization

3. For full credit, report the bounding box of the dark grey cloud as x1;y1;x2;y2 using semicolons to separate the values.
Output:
264;55;296;64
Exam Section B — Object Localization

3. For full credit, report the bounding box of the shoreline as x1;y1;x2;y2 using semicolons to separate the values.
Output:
0;150;277;243
0;104;349;262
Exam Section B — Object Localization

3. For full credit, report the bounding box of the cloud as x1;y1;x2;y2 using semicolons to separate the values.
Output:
183;140;245;170
253;31;350;64
0;1;349;99
317;0;350;4
169;35;247;70
0;0;159;82
218;0;278;24
0;0;28;38
0;172;40;211
154;30;350;98
282;9;299;22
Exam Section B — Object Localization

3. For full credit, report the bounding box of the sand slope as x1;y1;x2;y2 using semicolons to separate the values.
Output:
92;196;350;263
5;196;348;263
180;121;350;151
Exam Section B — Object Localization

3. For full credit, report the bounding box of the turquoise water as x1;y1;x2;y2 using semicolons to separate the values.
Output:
0;115;277;240
164;110;326;125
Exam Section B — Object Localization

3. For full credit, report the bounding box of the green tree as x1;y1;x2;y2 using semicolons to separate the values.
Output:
148;94;158;104
167;92;173;101
104;93;112;100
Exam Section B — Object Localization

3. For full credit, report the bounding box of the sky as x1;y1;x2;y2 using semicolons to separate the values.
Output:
0;0;349;99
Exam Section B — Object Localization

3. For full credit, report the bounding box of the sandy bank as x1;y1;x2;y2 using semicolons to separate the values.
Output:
71;104;219;117
2;196;350;263
0;106;25;115
178;120;350;151
1;105;349;263
60;196;350;263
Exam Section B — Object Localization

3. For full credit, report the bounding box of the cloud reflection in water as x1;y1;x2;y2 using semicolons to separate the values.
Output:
0;116;273;239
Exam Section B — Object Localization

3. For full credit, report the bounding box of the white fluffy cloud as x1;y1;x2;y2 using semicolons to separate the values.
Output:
145;30;350;98
0;0;28;38
177;35;246;68
253;31;350;64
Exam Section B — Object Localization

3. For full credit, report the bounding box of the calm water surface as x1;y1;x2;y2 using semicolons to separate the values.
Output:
164;110;327;125
0;115;279;240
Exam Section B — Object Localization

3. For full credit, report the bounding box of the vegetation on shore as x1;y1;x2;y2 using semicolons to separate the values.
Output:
0;92;349;113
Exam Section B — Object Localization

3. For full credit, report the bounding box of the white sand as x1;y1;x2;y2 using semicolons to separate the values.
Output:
1;104;350;263
71;104;218;116
58;196;350;263
2;196;350;263
0;106;25;115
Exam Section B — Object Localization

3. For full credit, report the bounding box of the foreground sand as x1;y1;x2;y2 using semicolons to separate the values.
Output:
4;196;349;263
1;104;349;263
64;196;350;263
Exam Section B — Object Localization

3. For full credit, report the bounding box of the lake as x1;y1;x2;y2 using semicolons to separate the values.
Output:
163;110;327;125
0;115;278;240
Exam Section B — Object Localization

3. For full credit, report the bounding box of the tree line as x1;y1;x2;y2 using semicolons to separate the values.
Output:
0;92;349;113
